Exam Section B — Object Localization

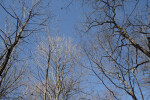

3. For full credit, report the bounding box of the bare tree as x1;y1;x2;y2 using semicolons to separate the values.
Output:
28;34;83;100
0;0;50;98
0;61;26;99
79;0;150;100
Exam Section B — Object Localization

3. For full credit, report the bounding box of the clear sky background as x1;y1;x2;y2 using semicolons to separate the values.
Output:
0;0;148;99
50;0;82;37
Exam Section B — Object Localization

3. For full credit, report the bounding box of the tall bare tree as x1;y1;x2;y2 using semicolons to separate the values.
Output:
28;34;83;100
80;0;150;100
0;0;50;98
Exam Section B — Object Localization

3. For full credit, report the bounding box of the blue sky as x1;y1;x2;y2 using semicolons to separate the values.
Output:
0;0;148;99
50;0;83;37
